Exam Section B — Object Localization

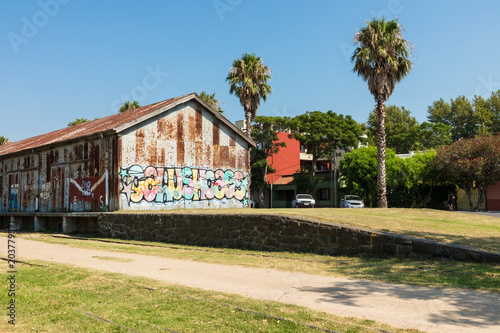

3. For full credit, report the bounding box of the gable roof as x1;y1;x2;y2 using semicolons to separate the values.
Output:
0;93;255;158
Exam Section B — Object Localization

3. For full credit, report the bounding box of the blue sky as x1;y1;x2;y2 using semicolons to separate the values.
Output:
2;0;500;142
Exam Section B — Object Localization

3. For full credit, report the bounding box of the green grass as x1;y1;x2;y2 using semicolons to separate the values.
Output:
118;207;500;252
22;233;500;293
0;260;422;333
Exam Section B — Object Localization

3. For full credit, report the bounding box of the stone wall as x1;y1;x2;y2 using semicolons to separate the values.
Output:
96;213;500;264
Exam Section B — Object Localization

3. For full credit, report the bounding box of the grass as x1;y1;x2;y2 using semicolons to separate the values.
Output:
117;207;500;252
0;260;422;333
20;233;500;293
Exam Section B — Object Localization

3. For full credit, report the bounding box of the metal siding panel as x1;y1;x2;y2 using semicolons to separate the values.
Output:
201;111;213;167
176;110;185;165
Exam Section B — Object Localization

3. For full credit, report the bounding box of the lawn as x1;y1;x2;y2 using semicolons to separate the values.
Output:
0;260;422;333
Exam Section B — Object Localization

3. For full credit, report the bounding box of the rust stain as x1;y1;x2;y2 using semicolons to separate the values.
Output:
92;143;100;176
159;147;165;164
213;119;220;146
177;113;185;165
220;146;229;168
135;129;145;164
75;144;83;160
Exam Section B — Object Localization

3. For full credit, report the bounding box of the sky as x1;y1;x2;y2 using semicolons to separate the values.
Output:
2;0;500;143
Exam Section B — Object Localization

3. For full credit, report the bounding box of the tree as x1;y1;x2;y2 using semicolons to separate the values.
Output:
119;100;140;112
486;90;500;134
68;118;90;127
226;52;272;136
433;135;500;211
0;136;10;145
289;111;364;195
250;116;288;207
352;18;413;207
340;146;397;207
427;95;484;141
409;122;452;151
387;150;438;208
367;105;417;153
199;91;224;114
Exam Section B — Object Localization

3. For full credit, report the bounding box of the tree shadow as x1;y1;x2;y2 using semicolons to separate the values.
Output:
299;280;500;328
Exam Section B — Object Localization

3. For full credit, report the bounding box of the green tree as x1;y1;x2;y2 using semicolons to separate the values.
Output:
352;18;413;207
289;111;364;195
119;100;140;112
226;52;272;136
367;105;417;153
427;96;482;141
487;90;500;134
250;116;288;207
409;122;452;151
387;151;438;208
340;146;397;207
0;136;10;145
433;135;500;211
68;118;90;127
199;91;224;114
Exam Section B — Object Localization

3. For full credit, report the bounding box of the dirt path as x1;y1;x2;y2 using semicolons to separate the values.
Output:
2;237;500;333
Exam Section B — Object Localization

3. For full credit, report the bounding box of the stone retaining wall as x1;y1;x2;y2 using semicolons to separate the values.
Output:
96;213;500;264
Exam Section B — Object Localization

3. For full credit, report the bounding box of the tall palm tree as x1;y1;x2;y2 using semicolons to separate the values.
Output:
199;91;224;113
119;100;140;112
352;18;413;208
226;53;272;136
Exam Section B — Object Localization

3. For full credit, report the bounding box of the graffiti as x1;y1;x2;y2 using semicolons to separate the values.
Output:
9;184;18;211
81;179;93;197
119;164;249;206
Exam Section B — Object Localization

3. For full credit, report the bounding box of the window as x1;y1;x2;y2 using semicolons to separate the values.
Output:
318;188;329;201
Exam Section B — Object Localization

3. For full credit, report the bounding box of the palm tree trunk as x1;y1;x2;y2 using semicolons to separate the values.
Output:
376;97;388;208
245;108;252;137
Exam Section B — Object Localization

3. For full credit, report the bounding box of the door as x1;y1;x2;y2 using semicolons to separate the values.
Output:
50;165;68;212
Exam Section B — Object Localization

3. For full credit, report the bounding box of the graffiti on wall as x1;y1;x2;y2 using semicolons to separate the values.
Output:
118;165;249;206
70;173;107;211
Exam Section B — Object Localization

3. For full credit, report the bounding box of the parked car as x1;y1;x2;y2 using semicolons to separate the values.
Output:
340;195;364;208
292;194;316;208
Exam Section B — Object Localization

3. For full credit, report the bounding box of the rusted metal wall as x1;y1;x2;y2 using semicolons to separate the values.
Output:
117;100;251;210
0;137;112;213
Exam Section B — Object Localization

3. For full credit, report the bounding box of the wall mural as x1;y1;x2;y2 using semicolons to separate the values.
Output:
118;165;249;207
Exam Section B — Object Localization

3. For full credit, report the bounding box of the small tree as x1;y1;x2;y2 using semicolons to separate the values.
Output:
289;111;364;195
119;100;140;112
0;136;10;145
434;135;500;211
250;116;288;207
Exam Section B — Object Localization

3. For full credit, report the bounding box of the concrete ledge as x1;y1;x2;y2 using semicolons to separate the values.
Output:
95;213;500;264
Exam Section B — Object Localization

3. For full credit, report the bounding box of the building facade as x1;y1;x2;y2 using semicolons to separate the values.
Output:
0;93;254;221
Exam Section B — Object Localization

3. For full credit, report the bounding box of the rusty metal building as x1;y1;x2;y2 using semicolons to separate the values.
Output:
0;93;255;231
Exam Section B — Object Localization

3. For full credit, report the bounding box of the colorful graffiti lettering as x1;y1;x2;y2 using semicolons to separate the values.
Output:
118;165;249;206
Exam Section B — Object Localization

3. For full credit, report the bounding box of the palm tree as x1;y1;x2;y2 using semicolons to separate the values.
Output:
352;18;413;208
199;91;224;114
119;100;140;112
226;52;272;136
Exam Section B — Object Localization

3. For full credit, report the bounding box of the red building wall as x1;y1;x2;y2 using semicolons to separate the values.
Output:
266;132;300;183
487;180;500;210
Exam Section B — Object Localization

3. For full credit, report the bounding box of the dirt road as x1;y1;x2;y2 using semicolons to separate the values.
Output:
2;237;500;333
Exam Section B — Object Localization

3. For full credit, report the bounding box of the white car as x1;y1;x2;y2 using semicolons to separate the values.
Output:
292;194;316;208
340;195;365;208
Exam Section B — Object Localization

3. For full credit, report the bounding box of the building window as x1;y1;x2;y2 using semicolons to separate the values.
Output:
318;188;329;201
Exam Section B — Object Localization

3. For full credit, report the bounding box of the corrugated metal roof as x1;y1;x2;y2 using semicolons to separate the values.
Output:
0;93;255;157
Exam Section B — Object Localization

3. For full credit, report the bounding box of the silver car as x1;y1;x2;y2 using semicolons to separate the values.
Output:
340;195;365;208
292;194;316;208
